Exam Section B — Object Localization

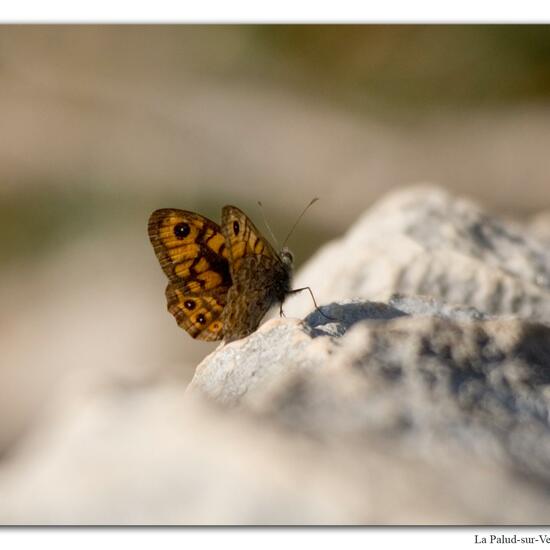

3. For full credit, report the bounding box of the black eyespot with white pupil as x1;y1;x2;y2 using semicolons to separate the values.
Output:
233;221;240;235
174;222;190;239
184;300;196;310
196;313;206;325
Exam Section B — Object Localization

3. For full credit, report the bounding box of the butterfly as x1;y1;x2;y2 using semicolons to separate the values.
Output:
148;205;296;343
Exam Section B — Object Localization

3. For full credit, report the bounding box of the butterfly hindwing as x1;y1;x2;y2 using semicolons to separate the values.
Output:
165;283;225;341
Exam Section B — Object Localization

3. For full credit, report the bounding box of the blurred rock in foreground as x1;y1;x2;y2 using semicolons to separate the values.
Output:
2;186;550;524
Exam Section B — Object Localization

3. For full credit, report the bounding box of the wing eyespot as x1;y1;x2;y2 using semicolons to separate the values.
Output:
196;313;207;325
233;221;240;235
184;299;196;310
174;223;191;239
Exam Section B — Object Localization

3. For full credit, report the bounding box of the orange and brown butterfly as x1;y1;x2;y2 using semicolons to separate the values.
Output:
147;205;295;343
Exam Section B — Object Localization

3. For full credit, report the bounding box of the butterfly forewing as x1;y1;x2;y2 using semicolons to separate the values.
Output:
219;205;292;342
221;205;280;272
148;208;232;341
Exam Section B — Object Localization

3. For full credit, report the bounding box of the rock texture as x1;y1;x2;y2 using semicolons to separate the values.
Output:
2;186;550;524
189;295;550;506
286;186;550;321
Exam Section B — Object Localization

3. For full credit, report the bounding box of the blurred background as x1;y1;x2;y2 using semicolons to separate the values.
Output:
1;24;550;460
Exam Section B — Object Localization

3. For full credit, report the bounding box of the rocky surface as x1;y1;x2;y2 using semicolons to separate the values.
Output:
189;295;550;499
286;186;550;322
2;186;550;524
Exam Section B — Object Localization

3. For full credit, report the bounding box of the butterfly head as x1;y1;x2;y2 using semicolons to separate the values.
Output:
280;247;294;269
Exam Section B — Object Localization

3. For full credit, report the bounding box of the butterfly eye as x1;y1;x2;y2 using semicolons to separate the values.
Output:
174;223;190;239
184;300;196;310
281;248;294;266
233;221;240;236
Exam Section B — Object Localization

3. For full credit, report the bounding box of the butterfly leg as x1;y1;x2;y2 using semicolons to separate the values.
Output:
279;302;286;318
289;286;335;321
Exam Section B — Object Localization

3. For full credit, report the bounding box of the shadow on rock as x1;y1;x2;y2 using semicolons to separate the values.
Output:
303;299;408;338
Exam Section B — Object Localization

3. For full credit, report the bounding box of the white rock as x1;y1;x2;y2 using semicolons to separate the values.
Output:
286;186;550;321
3;186;550;524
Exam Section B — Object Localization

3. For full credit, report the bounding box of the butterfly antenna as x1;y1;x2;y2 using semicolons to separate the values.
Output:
257;201;280;248
282;197;319;249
